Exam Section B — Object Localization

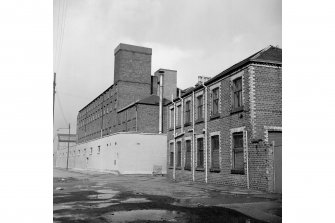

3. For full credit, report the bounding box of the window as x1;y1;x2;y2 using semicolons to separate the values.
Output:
177;141;182;167
197;138;204;168
169;143;174;167
177;105;181;126
185;101;191;124
185;140;191;170
197;95;203;120
232;77;243;110
170;108;174;128
212;88;219;115
90;147;93;155
211;135;220;169
232;132;244;174
98;146;100;154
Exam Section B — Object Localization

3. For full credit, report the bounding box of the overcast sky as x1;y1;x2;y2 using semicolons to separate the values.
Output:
53;0;281;135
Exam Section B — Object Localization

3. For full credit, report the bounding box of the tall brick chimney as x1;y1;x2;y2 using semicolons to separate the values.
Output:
114;43;152;85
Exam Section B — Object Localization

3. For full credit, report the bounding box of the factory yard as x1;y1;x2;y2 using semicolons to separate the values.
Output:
53;168;281;223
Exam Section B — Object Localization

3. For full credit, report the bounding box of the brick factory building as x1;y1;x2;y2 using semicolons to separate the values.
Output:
55;43;177;175
165;46;282;193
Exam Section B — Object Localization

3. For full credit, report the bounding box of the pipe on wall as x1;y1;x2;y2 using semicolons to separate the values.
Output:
192;91;195;182
204;85;208;183
158;72;164;134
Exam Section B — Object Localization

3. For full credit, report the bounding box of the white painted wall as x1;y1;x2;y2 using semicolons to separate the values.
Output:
55;132;167;175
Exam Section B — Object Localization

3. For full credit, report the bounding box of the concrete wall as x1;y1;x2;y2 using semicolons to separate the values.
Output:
154;69;177;100
55;132;167;175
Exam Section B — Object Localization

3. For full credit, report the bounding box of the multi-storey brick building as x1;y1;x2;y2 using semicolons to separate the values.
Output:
56;43;178;174
76;44;176;142
165;46;282;193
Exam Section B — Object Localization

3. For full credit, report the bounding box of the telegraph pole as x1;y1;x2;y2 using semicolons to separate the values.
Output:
53;73;56;124
66;123;70;170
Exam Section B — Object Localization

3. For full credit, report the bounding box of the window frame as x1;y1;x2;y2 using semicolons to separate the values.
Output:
176;141;182;168
184;140;191;170
185;100;191;125
197;95;203;121
212;87;219;116
210;135;220;171
232;77;243;112
231;132;244;174
196;138;204;169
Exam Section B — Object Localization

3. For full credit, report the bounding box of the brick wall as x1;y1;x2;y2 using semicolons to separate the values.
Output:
166;64;282;192
114;44;152;84
137;104;159;133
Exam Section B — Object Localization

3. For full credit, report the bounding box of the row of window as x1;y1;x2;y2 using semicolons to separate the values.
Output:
169;77;242;128
169;132;244;174
78;91;118;120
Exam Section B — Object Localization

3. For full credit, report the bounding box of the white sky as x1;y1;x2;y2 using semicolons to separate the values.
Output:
53;0;282;135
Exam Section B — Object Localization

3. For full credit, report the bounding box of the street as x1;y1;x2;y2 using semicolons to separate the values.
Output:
53;168;281;223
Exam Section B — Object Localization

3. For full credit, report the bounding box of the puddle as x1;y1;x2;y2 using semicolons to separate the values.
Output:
104;209;185;222
53;204;73;211
87;189;119;200
95;202;119;208
120;198;150;203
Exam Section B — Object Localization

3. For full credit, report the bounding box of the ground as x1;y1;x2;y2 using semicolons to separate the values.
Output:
53;168;281;223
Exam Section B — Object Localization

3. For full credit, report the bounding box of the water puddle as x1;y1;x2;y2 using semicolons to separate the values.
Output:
87;189;119;200
104;209;185;222
120;198;150;203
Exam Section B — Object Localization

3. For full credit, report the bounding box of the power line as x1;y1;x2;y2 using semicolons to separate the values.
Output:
56;93;68;125
56;0;68;73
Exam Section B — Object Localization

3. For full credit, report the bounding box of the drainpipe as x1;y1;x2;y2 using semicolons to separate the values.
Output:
159;71;164;134
181;98;184;133
135;105;138;132
204;85;208;183
173;96;176;180
192;91;195;181
101;99;103;138
246;130;250;189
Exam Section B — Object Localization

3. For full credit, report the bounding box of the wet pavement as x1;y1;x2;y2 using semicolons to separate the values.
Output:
53;168;281;223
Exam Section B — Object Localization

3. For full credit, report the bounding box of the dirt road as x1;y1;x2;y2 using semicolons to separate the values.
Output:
53;168;281;223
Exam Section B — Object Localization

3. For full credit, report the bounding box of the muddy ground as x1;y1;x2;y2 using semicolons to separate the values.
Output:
53;168;281;223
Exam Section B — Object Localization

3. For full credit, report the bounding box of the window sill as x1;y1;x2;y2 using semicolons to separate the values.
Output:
184;122;191;127
168;166;174;169
195;167;205;172
210;114;221;120
175;167;182;170
195;118;204;124
209;168;221;173
176;125;181;129
168;128;174;132
231;169;245;175
184;166;191;171
231;106;244;114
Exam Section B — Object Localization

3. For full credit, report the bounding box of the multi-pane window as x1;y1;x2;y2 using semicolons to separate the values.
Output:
177;105;181;126
211;135;220;169
169;143;174;166
177;141;182;167
197;95;203;120
197;138;204;168
170;108;174;128
185;101;191;124
185;140;191;170
232;132;244;173
212;88;219;115
233;77;243;109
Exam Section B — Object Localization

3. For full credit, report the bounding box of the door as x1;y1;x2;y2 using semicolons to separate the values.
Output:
269;131;282;193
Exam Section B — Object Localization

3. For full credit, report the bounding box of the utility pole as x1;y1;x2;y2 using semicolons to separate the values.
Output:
53;73;56;124
66;123;70;170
